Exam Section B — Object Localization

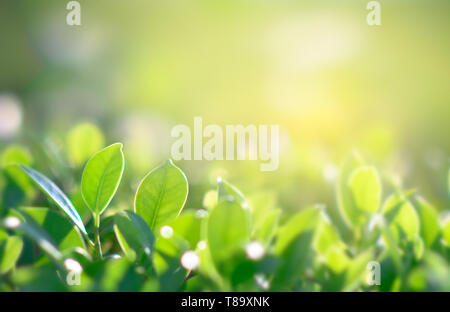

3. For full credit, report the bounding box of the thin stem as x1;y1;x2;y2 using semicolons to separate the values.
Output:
94;213;103;259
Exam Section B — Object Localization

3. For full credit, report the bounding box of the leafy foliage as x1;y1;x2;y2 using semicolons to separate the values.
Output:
0;132;449;292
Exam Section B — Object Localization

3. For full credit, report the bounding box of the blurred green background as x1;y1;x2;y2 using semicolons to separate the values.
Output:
0;0;449;217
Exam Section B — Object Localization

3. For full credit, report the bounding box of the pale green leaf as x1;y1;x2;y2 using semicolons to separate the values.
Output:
348;166;382;214
337;152;365;227
81;143;125;216
134;159;188;230
414;196;440;248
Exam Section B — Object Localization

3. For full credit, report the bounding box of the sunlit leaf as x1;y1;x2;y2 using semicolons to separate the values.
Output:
252;209;280;245
414;196;440;248
169;211;202;249
135;159;188;230
348;166;382;214
81;143;125;217
382;193;420;242
337;152;365;228
18;165;87;235
207;199;250;267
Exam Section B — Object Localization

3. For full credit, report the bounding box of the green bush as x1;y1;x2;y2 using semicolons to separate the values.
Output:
0;139;449;292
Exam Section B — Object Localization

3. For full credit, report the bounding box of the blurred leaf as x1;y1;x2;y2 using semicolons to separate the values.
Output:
169;211;202;249
275;206;320;253
81;143;125;217
248;191;277;231
217;178;247;206
314;212;346;256
3;211;64;270
13;264;67;291
135;159;188;231
114;210;155;262
337;152;365;228
18;165;87;235
1;145;34;208
20;207;85;250
207;199;250;268
382;193;420;242
202;190;217;210
274;206;321;286
0;235;23;273
343;249;374;291
414;196;440;248
253;209;280;245
153;234;189;291
442;218;450;246
348;166;381;213
67;123;105;167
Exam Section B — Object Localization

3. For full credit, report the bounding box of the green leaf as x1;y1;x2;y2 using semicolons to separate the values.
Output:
314;212;346;256
343;249;374;291
3;212;64;270
169;211;202;249
134;159;188;230
207;199;250;266
348;166;382;214
20;207;85;250
18;165;87;235
275;206;321;254
114;210;155;261
252;209;280;245
67;123;105;166
442;218;450;246
382;193;420;243
248;191;277;231
0;236;23;274
273;206;321;286
337;152;365;227
414;196;440;248
217;178;247;206
81;143;125;217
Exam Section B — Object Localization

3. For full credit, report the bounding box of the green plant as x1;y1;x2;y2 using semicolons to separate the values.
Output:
0;142;448;292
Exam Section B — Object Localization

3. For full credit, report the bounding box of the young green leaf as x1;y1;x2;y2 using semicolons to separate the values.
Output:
382;193;420;243
413;196;441;248
18;165;87;235
81;143;125;217
134;159;188;230
217;178;247;206
337;152;365;228
348;166;382;214
207;199;250;266
0;236;23;274
114;210;155;261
